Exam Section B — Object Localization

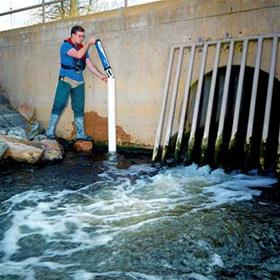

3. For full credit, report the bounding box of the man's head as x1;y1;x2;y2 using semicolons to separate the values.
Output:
70;25;85;44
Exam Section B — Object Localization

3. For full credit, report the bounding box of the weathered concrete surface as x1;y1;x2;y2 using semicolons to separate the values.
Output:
17;103;35;122
0;0;279;147
84;111;133;145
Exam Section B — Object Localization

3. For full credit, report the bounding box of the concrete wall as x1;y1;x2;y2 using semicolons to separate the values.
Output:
0;0;279;148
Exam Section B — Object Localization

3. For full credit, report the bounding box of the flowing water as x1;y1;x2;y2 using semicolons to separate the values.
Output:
0;151;279;280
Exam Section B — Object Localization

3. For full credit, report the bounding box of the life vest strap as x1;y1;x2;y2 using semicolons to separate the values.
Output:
61;63;75;70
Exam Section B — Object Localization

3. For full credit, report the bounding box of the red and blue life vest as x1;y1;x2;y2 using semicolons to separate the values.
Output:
61;37;86;72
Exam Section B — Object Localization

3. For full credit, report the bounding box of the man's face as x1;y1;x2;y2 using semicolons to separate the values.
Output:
72;31;85;44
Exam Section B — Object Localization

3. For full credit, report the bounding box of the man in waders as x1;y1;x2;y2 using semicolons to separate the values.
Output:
46;25;107;141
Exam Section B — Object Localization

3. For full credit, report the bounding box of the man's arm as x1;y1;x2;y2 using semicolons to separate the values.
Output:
86;58;107;82
67;38;96;59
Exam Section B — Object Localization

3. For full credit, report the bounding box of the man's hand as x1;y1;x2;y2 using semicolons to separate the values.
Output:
88;37;97;45
99;74;108;83
85;58;108;82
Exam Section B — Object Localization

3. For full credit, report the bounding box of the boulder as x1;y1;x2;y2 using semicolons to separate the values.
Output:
7;126;26;139
0;128;8;135
0;135;44;164
0;140;8;160
73;140;93;152
25;121;43;140
41;139;64;161
0;104;27;129
0;94;10;106
16;103;35;122
33;134;47;142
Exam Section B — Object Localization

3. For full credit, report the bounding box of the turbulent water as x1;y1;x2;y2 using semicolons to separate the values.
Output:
0;151;279;280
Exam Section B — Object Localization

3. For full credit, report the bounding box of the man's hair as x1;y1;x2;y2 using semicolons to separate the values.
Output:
71;25;85;35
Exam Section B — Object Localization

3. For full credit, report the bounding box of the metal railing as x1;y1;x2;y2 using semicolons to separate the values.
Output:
0;0;130;30
0;0;63;24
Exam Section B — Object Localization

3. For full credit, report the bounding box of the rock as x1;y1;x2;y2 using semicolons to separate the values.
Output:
0;94;10;106
25;121;42;140
41;139;64;161
0;140;8;160
8;127;26;139
33;134;47;142
16;103;35;122
73;140;93;152
0;135;44;164
0;128;8;135
0;104;27;129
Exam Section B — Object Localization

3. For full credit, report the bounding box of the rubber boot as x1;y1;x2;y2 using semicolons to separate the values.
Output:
74;116;92;141
46;114;59;139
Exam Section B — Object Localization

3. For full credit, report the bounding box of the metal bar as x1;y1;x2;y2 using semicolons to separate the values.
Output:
230;39;249;140
0;0;62;17
172;33;280;49
203;41;221;141
162;46;184;160
188;44;208;149
152;47;176;161
262;36;278;141
175;45;196;157
42;0;46;23
200;42;221;162
216;40;235;139
246;37;263;141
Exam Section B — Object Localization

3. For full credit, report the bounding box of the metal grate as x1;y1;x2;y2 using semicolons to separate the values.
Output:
153;33;280;173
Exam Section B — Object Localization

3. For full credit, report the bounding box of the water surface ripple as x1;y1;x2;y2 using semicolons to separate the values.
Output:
0;152;279;280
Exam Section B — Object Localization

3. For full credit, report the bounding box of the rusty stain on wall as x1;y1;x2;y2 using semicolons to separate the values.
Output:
71;111;132;144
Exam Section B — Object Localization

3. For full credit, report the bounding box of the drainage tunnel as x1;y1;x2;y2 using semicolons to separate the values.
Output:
152;34;280;174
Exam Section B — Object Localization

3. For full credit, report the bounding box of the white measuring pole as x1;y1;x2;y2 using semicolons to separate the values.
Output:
108;77;116;153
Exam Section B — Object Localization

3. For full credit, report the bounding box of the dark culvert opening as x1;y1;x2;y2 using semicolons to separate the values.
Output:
184;65;280;173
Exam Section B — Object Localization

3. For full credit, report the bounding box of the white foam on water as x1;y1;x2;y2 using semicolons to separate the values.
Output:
73;270;95;280
0;163;278;277
0;257;38;276
73;270;162;280
202;174;277;207
186;272;210;280
210;253;224;268
0;258;74;280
